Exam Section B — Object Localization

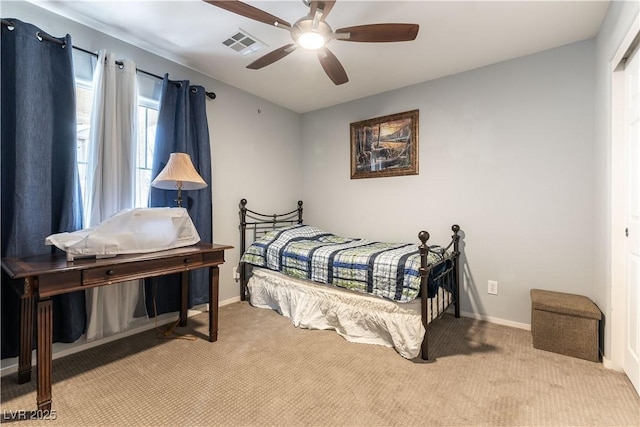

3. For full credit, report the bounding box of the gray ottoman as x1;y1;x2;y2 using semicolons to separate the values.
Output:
530;289;601;362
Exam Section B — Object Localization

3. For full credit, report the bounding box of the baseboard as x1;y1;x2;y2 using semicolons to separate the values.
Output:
602;356;625;371
602;356;614;370
8;301;621;376
0;296;241;378
219;295;241;306
458;310;531;331
3;300;531;377
456;311;628;371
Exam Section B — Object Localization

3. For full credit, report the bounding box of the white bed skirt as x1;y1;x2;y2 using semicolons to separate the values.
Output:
248;268;451;359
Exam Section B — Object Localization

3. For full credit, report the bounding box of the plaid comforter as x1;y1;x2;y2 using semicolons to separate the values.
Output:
240;225;448;303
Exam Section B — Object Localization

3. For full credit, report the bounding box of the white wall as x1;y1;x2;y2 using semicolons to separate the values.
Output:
594;0;639;366
301;40;596;327
2;1;304;303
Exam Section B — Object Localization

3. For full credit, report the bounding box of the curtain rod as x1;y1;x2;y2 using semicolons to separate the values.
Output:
1;19;216;100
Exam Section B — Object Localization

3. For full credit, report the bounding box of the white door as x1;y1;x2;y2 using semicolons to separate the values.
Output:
624;42;640;395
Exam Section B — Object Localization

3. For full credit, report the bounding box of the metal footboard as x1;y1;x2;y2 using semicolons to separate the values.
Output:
419;225;461;360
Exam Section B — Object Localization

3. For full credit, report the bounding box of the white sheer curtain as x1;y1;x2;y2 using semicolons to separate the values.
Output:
84;50;143;341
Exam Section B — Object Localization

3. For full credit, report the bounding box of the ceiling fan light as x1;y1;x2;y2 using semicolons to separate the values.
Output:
298;31;325;50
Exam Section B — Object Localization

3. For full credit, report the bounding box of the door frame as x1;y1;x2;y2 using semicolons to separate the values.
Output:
610;13;639;371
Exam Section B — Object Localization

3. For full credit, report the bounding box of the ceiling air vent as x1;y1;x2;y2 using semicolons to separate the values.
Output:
223;29;266;56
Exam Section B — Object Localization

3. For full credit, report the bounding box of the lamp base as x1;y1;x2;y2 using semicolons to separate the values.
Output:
176;186;183;207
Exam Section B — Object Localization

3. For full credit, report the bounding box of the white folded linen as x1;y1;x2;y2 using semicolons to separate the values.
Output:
46;207;200;259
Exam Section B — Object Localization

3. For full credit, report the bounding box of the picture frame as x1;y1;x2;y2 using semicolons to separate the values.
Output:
350;109;419;179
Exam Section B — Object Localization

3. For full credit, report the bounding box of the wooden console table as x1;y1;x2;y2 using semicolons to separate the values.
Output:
1;242;233;411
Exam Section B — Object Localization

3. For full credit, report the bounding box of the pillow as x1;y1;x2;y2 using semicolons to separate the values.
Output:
240;224;327;267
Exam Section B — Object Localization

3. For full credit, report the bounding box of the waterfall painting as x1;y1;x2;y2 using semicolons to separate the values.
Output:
350;110;419;179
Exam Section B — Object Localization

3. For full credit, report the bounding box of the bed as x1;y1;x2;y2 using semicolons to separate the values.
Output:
238;199;461;360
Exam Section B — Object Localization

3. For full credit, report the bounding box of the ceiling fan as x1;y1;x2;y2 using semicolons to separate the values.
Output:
205;0;419;85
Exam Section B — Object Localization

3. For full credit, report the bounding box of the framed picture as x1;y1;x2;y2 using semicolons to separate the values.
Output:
350;109;419;179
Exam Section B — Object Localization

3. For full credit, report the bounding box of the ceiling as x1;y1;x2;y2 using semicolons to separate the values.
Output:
29;0;610;113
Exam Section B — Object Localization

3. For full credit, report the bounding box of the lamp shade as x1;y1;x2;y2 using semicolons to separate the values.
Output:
151;153;207;190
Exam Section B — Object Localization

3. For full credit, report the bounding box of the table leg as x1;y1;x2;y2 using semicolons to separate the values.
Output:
180;271;188;327
37;298;53;411
209;266;219;342
18;283;34;384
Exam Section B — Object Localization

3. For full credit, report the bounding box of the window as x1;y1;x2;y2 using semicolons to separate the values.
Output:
74;51;162;217
75;82;93;206
136;99;159;208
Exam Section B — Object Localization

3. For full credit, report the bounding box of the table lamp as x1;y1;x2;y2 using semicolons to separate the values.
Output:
151;152;207;207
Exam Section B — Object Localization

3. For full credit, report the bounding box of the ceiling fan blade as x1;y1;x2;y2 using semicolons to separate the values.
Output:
205;0;291;29
335;24;419;42
317;47;348;85
247;44;297;70
309;1;336;21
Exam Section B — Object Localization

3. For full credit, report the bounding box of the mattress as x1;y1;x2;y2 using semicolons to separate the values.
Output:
247;267;452;359
241;224;450;302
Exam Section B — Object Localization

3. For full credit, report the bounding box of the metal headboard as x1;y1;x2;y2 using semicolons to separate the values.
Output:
239;199;303;300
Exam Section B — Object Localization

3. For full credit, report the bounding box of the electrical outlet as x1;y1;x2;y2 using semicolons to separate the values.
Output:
488;280;498;295
233;266;240;280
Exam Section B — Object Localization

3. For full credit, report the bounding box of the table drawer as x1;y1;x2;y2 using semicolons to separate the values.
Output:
83;253;204;286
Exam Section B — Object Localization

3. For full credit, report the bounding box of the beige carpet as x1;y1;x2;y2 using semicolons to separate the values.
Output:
1;302;638;426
